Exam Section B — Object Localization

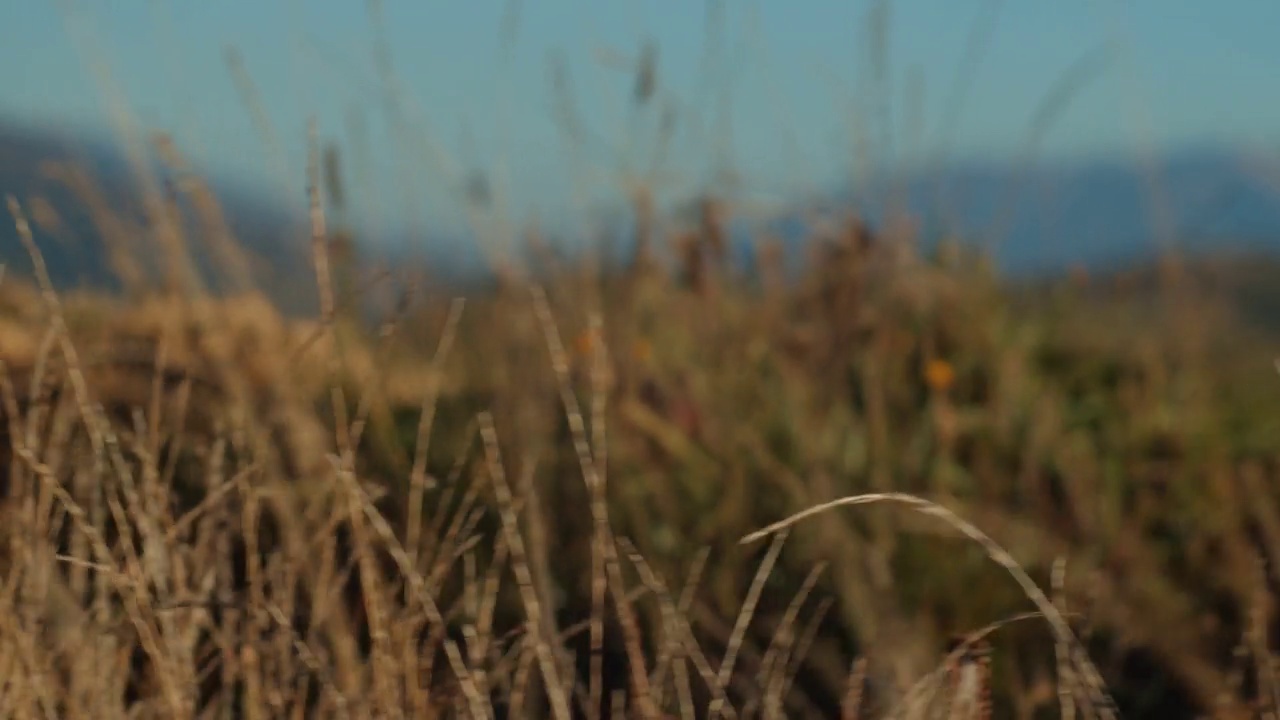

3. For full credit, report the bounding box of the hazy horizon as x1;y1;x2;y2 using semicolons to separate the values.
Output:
4;1;1279;245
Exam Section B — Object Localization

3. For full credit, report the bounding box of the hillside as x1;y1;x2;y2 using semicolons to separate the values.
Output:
0;119;316;309
860;147;1280;274
6;117;1280;298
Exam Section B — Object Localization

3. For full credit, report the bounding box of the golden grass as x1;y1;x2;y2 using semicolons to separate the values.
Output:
1;135;1280;719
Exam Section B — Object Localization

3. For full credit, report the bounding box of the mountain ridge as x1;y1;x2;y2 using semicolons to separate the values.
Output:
2;119;1279;298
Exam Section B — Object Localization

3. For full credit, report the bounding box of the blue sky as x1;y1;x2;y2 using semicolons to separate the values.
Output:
2;0;1278;243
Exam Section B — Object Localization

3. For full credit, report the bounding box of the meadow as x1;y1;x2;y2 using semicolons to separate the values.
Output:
1;128;1280;720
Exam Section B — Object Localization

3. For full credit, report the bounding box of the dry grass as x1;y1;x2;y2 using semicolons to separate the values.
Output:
1;126;1280;720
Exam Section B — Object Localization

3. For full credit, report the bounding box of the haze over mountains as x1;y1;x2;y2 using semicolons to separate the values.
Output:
870;147;1280;274
2;118;1280;302
0;119;309;299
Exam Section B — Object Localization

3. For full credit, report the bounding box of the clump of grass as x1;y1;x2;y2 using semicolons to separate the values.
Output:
3;114;1280;719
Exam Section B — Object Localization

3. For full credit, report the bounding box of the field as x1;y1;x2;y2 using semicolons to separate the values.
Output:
1;137;1280;720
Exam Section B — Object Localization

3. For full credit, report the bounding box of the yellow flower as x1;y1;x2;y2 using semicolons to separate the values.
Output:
924;358;956;393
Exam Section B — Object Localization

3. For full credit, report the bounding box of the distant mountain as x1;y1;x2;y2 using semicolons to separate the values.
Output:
828;147;1280;275
4;117;1280;304
0;118;322;310
0;119;502;310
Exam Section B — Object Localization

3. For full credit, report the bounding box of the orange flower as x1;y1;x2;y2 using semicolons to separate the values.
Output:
924;358;956;393
632;338;653;363
573;329;596;359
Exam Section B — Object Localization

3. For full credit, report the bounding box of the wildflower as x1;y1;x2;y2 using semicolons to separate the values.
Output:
573;329;596;359
924;358;956;393
632;338;653;364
